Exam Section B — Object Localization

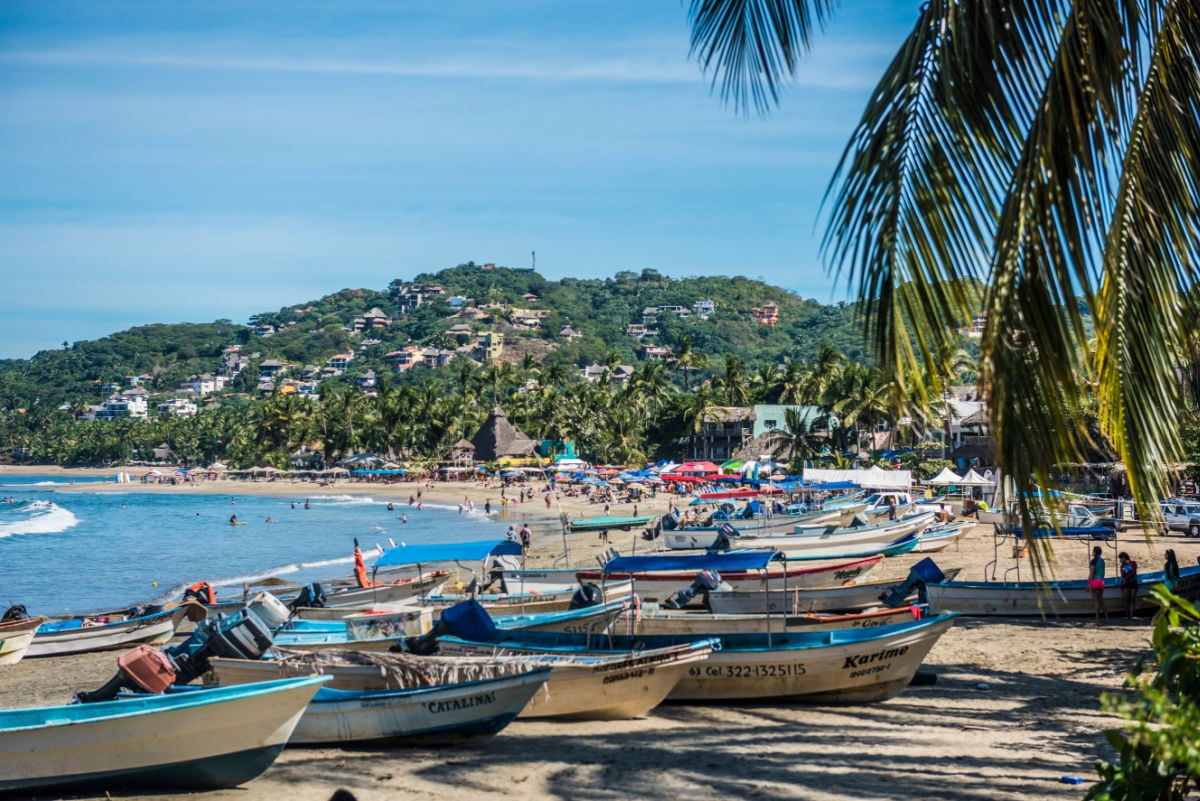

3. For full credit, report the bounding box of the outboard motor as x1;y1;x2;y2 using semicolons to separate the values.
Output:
879;557;946;608
848;512;871;528
708;523;739;552
2;604;30;623
289;582;327;610
75;604;275;703
663;570;730;610
569;582;604;609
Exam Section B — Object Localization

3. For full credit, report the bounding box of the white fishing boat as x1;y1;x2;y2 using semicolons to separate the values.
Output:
660;510;841;550
706;567;962;615
913;523;970;553
438;614;959;703
0;676;327;793
925;563;1200;616
25;604;207;659
0;614;45;666
211;638;717;720
617;604;927;635
574;554;883;604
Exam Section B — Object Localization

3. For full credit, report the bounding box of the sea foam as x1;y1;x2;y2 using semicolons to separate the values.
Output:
0;501;80;539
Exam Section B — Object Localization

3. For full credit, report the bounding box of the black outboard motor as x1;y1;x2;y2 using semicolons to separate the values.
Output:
848;512;871;528
879;557;946;608
75;606;276;703
2;604;30;623
569;582;604;609
289;582;327;610
663;570;729;610
708;523;739;551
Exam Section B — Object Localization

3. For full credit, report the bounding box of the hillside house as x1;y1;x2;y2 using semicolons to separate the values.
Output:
259;359;287;380
352;307;392;332
179;374;225;396
558;325;581;340
326;353;354;373
637;344;674;361
480;332;504;362
157;398;198;419
384;347;422;371
252;324;276;337
581;363;635;385
750;302;780;326
693;299;716;318
395;284;444;312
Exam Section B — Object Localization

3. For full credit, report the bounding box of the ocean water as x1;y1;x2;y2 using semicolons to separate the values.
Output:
0;475;505;616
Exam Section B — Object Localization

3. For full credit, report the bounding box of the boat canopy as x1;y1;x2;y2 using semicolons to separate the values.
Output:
375;539;522;567
602;549;783;573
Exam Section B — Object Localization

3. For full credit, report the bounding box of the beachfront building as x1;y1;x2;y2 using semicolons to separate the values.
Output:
688;407;754;461
751;405;827;438
469;407;537;462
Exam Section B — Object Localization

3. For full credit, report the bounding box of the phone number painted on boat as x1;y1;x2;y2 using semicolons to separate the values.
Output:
688;662;807;679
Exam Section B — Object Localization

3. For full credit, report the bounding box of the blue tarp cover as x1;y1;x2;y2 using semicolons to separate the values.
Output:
375;539;522;567
603;549;782;573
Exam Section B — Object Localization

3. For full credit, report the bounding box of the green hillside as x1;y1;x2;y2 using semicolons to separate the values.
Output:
0;264;867;411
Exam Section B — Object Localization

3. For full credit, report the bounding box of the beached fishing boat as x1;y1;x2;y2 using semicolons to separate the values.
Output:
272;596;633;650
913;523;970;553
210;639;717;720
774;531;923;561
659;508;842;549
705;567;962;615
285;668;550;744
437;613;958;703
25;603;207;658
574;554;883;604
925;563;1200;616
0;675;327;793
0;614;45;665
567;514;657;533
617;604;926;635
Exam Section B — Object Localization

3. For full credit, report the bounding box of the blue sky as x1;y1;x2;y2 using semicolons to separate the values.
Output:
0;1;916;360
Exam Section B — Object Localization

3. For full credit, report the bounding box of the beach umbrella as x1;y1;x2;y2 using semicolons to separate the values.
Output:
145;469;162;476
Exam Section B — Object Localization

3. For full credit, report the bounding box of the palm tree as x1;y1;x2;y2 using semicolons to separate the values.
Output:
687;1;1197;537
671;334;708;392
769;407;829;470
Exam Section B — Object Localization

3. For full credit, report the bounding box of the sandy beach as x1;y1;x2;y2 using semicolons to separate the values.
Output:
4;465;1200;801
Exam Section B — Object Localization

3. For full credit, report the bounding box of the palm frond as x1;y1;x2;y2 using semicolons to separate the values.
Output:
1095;2;1200;528
687;0;837;114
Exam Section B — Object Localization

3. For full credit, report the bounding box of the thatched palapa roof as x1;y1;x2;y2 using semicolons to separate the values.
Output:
470;407;536;461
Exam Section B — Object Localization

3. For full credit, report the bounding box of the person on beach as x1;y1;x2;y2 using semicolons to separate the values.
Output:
1164;549;1180;593
519;524;531;552
485;500;492;515
1089;546;1108;622
1118;552;1138;618
505;525;517;542
886;498;897;521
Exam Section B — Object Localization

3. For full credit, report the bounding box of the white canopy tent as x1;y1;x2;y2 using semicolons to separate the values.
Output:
803;467;913;490
926;467;964;486
959;468;995;487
